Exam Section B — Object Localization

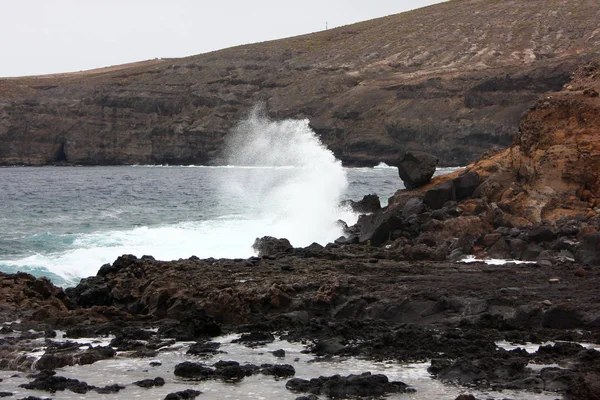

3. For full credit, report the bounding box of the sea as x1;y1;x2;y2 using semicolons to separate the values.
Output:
0;110;568;400
0;109;448;287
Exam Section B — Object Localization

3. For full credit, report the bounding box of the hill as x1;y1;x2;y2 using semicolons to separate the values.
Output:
1;0;600;166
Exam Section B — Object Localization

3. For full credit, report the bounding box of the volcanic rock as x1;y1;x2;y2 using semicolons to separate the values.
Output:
396;151;438;189
286;372;410;398
341;194;381;214
252;236;293;257
164;389;202;400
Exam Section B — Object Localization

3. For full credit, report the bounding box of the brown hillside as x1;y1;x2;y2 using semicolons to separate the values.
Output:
1;0;600;166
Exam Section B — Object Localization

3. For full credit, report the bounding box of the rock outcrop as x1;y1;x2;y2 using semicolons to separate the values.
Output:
1;0;600;166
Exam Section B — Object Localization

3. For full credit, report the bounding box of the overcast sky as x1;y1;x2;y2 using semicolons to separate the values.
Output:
1;0;446;78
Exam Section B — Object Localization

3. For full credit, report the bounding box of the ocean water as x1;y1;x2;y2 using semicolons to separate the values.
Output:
0;164;404;286
0;107;459;287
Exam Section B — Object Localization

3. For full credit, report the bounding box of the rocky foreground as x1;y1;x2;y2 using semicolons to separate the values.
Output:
1;62;600;399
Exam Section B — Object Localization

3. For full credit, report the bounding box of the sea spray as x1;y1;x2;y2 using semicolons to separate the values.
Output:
223;104;355;247
0;110;366;286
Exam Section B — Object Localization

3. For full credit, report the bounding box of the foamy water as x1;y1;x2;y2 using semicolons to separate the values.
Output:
0;107;463;286
0;330;562;400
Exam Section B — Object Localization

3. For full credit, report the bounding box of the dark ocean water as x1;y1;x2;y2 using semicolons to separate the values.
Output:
0;164;428;286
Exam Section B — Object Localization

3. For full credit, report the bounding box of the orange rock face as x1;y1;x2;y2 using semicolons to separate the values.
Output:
462;60;600;224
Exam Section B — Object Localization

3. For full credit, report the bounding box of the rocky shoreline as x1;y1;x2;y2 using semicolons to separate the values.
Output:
2;62;600;400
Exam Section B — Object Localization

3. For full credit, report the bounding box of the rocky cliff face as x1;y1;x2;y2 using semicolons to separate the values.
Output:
1;0;600;166
388;58;600;225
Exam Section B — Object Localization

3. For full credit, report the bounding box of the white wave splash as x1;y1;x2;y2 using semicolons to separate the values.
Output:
223;104;355;247
0;107;357;286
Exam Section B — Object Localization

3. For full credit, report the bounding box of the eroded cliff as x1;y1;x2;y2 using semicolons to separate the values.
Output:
1;0;600;166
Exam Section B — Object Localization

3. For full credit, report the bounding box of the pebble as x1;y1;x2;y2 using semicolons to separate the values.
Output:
542;300;553;306
549;278;560;284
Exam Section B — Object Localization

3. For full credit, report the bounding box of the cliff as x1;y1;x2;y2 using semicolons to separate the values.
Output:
387;58;600;225
1;0;600;166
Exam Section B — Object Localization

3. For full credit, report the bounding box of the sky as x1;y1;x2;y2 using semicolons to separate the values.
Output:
0;0;447;78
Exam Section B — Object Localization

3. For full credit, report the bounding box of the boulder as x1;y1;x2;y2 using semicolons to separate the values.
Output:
286;372;409;398
342;194;381;214
542;303;585;329
453;172;481;199
575;232;600;266
252;236;293;257
356;209;404;246
402;197;425;218
396;151;438;189
423;181;456;210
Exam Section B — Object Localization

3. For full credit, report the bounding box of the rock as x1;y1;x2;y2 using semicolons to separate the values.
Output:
575;232;600;266
396;151;438;189
252;236;293;257
508;238;528;258
453;172;481;200
233;331;275;346
157;309;221;340
97;254;138;277
133;377;165;388
342;194;381;214
542;303;585;329
401;197;425;218
164;389;202;400
65;276;112;307
260;364;296;378
356;208;404;246
20;371;94;394
173;362;215;379
186;341;222;357
272;349;286;358
423;181;456;210
527;226;557;242
295;396;319;400
522;244;545;261
487;238;511;259
286;372;409;398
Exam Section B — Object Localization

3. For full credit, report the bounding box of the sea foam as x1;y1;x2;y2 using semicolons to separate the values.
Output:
0;107;355;286
222;104;355;247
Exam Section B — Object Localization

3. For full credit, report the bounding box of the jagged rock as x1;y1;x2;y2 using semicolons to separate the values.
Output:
542;303;585;329
396;151;438;189
356;208;404;246
286;372;409;398
260;364;296;378
252;236;293;257
164;389;202;400
423;181;456;210
341;194;381;214
174;362;215;379
157;309;221;340
527;226;557;242
453;172;481;200
20;371;94;393
575;232;600;266
133;377;165;388
186;341;222;357
402;197;425;218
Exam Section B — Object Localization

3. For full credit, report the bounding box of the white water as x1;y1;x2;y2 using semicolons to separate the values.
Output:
0;109;359;286
224;105;353;246
0;331;562;400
